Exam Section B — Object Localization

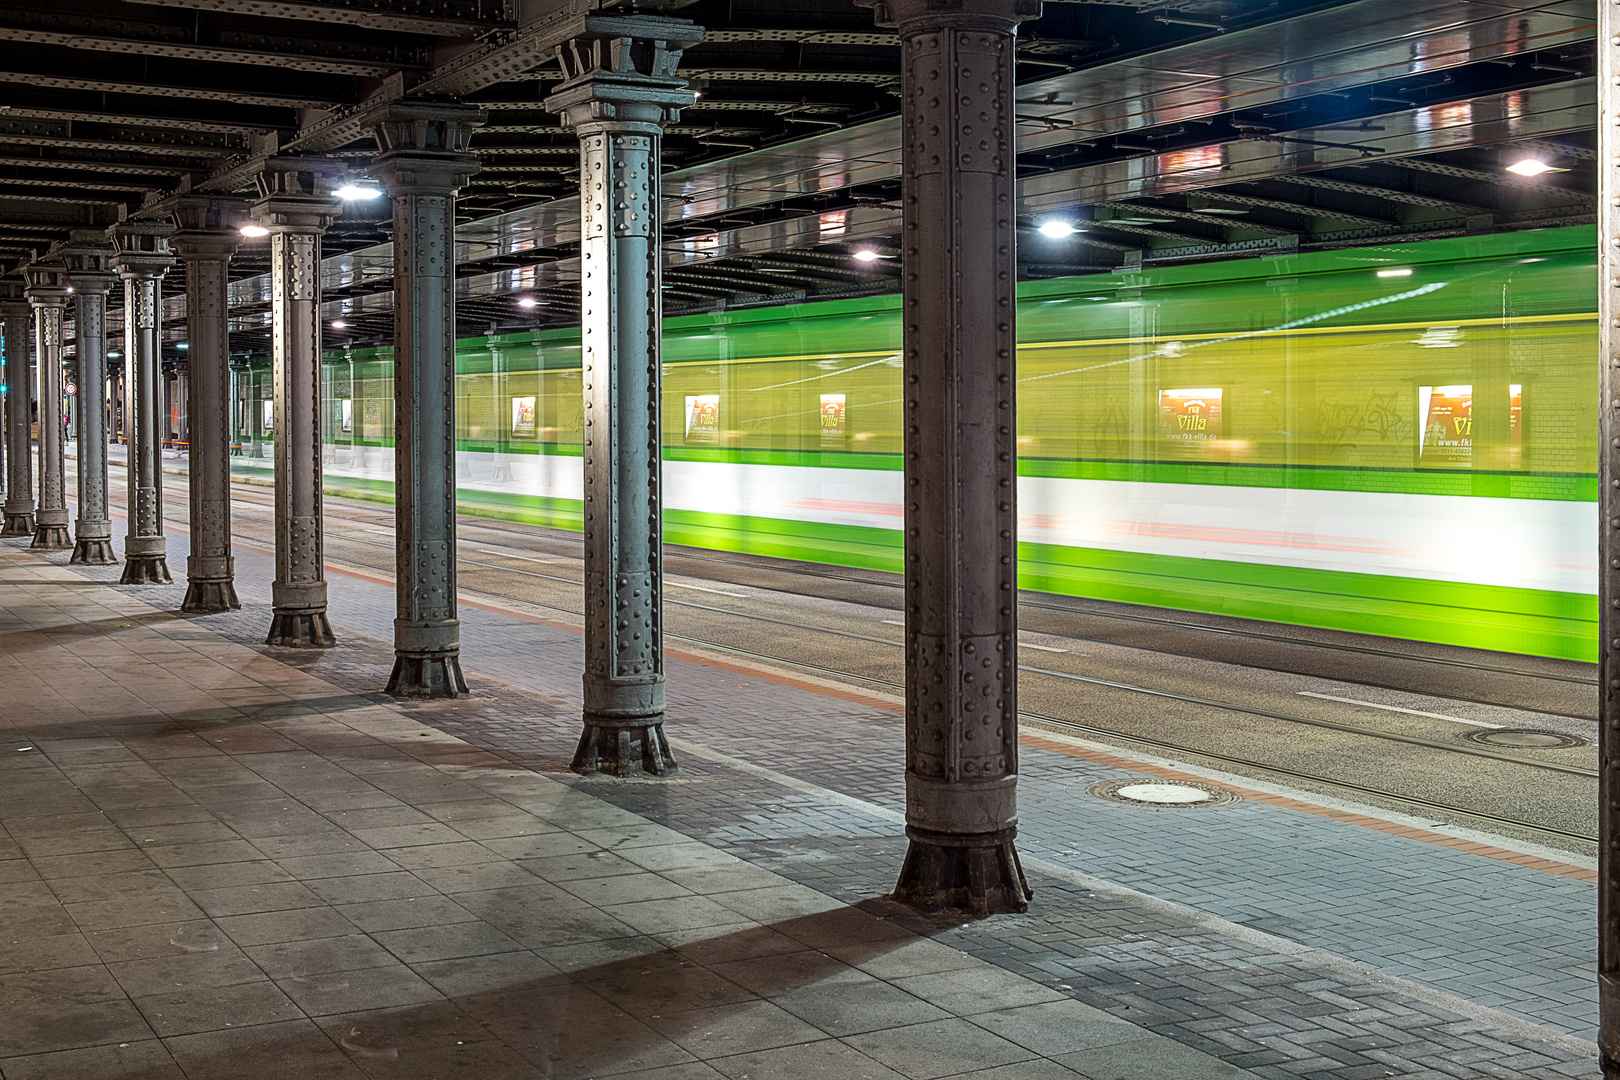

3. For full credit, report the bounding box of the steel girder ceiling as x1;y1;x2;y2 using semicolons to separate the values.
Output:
5;0;1596;355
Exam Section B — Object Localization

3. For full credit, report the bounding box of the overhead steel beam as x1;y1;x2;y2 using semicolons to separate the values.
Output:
1013;0;1593;153
1019;81;1593;211
0;9;428;77
1189;189;1400;226
1272;173;1495;213
0;68;347;110
122;0;514;37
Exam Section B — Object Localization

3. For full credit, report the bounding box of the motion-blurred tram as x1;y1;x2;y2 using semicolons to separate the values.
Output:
229;225;1600;661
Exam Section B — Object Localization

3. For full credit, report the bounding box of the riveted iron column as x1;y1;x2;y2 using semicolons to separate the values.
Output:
1;286;32;537
62;237;117;564
547;18;702;776
1599;0;1620;1066
373;104;485;697
869;0;1038;916
252;160;344;647
172;199;243;614
112;224;175;584
25;265;71;549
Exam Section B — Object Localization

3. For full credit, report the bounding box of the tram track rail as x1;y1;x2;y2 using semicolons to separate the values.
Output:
443;514;1603;719
155;470;1599;705
652;634;1601;850
103;473;1599;847
211;498;1600;784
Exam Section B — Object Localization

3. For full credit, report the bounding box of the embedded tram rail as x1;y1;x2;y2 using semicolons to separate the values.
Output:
103;463;1602;855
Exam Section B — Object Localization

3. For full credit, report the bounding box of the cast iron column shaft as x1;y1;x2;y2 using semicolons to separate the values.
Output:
252;160;344;647
112;225;176;584
63;238;117;564
373;104;485;697
547;19;702;776
875;0;1037;916
1;288;32;537
1599;0;1619;1067
25;265;71;548
172;200;243;614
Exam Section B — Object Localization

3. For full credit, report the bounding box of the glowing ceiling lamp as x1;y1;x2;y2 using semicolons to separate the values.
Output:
1505;158;1562;177
1038;219;1077;239
239;224;269;238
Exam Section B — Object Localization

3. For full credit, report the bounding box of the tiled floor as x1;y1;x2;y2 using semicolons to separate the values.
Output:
0;546;1255;1080
5;503;1610;1079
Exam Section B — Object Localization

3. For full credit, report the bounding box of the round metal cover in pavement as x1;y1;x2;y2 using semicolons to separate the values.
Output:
1087;778;1241;807
1464;729;1587;749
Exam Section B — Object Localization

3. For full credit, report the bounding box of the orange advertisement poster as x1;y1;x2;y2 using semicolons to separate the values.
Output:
820;393;845;444
1159;388;1222;441
1418;384;1523;465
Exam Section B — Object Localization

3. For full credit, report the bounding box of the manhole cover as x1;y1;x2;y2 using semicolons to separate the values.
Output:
1465;729;1587;749
1087;778;1241;808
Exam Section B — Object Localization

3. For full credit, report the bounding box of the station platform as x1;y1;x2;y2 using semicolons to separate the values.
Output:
0;528;1603;1080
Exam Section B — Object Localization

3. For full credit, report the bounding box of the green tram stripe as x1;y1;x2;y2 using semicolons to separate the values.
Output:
288;470;1596;663
427;441;1596;501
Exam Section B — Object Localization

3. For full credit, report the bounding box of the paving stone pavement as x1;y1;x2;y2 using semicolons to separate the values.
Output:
0;545;1267;1080
36;517;1605;1079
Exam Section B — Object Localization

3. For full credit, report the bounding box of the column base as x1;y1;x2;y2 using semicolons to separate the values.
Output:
266;610;335;647
70;538;118;565
182;579;241;614
120;555;173;585
892;827;1032;918
571;718;678;777
30;523;72;550
1;511;35;537
386;653;468;699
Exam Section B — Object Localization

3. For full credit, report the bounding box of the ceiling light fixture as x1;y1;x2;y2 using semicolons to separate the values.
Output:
331;320;346;329
516;297;540;308
1038;219;1077;239
1505;158;1563;177
239;224;269;238
853;249;881;262
334;183;383;200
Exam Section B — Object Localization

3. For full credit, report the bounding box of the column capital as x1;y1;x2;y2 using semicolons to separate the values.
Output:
58;230;116;290
23;263;69;307
0;279;29;319
109;222;176;280
861;0;1039;30
372;102;486;197
544;16;703;130
249;157;346;233
170;197;247;260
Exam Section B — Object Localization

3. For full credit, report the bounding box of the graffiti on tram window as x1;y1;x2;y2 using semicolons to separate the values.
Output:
1158;388;1222;441
1417;384;1523;466
685;394;719;443
1315;391;1412;450
819;393;845;443
511;396;537;438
